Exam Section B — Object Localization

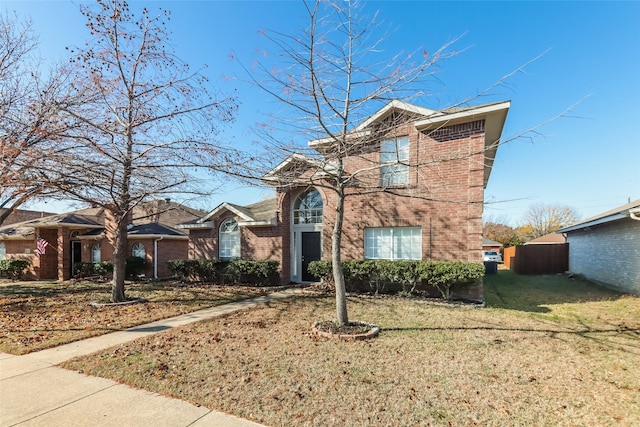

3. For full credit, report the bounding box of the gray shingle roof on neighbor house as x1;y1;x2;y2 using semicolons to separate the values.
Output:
557;199;640;233
0;200;200;240
482;237;503;247
128;223;186;238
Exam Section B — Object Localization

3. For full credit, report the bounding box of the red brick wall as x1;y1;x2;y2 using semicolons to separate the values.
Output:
38;228;59;280
188;228;217;260
316;119;486;264
185;118;487;284
2;240;39;280
154;239;188;278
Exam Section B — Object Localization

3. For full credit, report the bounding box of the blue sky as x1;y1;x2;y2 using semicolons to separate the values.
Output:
4;0;640;225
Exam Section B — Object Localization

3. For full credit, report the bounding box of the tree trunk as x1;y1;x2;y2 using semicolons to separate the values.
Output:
332;185;349;326
111;218;128;302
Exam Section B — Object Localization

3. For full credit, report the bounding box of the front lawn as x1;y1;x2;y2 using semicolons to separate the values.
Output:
0;281;272;354
61;271;640;426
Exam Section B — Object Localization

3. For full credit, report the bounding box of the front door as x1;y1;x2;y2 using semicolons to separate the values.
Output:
301;232;321;282
70;240;81;276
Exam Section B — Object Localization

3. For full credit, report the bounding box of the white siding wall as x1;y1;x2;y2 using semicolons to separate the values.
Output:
566;219;640;294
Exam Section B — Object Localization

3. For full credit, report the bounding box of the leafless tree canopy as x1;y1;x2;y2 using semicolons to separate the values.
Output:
0;13;69;225
36;0;237;301
523;203;580;239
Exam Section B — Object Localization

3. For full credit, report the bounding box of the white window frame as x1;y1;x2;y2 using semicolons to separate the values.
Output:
380;136;409;187
91;243;101;263
293;189;323;224
0;242;5;260
364;227;422;260
132;242;145;258
219;218;240;260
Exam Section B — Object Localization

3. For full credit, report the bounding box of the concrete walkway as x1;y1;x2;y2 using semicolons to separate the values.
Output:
1;288;302;426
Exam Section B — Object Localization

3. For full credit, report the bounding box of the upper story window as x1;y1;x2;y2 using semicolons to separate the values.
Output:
380;136;409;187
293;189;323;224
132;242;145;258
91;243;101;263
219;218;240;260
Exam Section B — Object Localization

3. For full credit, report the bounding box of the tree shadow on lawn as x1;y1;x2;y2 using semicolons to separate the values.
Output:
0;282;110;298
483;270;629;312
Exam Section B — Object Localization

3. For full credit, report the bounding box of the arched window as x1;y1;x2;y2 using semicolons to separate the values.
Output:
293;189;323;224
91;243;101;263
132;242;145;258
219;218;240;260
0;242;5;260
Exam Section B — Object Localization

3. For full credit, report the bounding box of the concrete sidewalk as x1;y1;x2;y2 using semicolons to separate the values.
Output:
1;288;302;426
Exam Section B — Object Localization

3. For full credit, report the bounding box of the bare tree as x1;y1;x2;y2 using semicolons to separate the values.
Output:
234;0;515;326
0;12;69;225
522;203;580;239
41;0;237;302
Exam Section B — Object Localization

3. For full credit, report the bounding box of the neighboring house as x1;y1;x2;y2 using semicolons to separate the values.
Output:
180;100;510;293
557;199;640;295
482;237;503;252
0;208;56;226
0;200;204;281
524;232;566;245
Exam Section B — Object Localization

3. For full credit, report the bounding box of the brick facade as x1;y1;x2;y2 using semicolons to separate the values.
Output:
187;103;506;290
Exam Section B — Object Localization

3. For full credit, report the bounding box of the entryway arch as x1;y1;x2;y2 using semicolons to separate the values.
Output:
291;188;323;282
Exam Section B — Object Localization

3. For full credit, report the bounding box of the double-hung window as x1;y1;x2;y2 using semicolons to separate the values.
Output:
380;136;409;186
364;227;422;260
219;218;240;260
91;243;101;263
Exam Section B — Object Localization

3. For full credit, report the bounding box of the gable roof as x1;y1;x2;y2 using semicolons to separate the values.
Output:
557;199;640;233
178;198;278;229
306;99;509;188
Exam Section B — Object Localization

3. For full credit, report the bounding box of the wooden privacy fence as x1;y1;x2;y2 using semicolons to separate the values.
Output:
503;243;569;275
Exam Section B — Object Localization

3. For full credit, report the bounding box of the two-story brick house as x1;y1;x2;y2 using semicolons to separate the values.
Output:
180;100;510;290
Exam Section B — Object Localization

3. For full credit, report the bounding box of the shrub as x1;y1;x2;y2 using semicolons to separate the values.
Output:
93;261;114;279
225;259;280;286
0;258;31;280
197;259;224;282
125;256;146;279
73;262;94;278
167;259;280;286
307;260;332;282
421;261;485;300
308;259;484;300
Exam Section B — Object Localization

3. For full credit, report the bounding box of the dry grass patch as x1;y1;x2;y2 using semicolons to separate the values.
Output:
62;272;640;426
0;280;271;354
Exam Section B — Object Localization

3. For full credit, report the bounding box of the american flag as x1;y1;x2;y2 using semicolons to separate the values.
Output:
36;237;49;255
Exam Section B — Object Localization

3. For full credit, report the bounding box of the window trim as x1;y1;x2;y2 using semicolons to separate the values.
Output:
91;243;101;264
219;218;240;260
131;242;145;258
293;189;323;225
380;136;410;187
364;226;422;261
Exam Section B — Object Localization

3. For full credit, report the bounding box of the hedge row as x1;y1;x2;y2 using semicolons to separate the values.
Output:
166;259;280;286
0;259;31;280
308;259;485;300
72;256;145;279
